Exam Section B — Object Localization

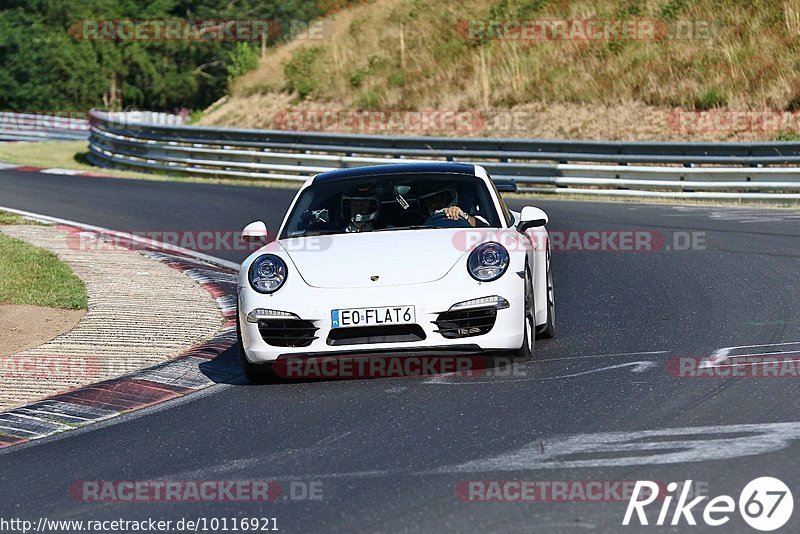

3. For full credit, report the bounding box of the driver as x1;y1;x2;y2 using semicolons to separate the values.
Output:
419;187;487;227
342;192;380;233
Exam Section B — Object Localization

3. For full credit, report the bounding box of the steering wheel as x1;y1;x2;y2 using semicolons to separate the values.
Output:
424;210;472;228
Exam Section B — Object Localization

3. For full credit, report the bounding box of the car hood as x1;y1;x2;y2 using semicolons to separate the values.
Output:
279;229;470;289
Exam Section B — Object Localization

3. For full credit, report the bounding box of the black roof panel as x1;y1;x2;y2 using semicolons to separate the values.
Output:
313;162;477;183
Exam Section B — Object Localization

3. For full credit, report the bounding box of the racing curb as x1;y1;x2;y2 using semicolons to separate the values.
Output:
0;209;241;449
0;162;110;177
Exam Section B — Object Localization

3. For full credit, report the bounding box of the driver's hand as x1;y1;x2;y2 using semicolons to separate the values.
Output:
443;206;466;221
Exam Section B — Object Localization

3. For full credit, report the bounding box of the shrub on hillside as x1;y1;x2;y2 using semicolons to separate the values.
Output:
694;89;727;111
284;47;322;99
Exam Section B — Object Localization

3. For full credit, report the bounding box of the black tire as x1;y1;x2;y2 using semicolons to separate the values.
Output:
537;248;556;339
237;306;275;384
516;268;535;360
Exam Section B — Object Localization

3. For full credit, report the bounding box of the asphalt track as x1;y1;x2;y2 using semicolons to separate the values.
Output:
2;169;800;532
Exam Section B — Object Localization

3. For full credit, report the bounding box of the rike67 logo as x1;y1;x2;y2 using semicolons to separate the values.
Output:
623;478;793;531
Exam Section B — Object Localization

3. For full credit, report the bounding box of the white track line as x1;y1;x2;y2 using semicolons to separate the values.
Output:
700;341;800;368
0;204;241;270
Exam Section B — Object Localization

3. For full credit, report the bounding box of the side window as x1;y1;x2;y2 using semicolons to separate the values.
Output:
488;175;514;226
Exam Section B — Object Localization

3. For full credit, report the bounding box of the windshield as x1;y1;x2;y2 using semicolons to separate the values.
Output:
280;173;501;238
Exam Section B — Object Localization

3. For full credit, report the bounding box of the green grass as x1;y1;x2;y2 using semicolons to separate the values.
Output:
0;210;27;225
0;232;87;310
0;141;302;190
776;131;800;141
0;209;46;226
284;46;322;99
694;88;728;111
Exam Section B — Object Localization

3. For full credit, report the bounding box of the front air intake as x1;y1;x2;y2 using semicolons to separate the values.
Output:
433;307;497;338
258;319;318;347
327;324;427;346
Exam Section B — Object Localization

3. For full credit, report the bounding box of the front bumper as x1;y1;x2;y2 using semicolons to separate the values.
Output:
238;270;525;364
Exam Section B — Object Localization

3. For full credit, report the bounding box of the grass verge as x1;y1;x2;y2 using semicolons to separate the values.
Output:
0;213;87;309
0;210;28;224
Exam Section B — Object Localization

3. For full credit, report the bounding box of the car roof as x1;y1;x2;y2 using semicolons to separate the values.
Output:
312;162;478;183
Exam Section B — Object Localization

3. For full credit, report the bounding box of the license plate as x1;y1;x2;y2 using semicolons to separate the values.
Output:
331;306;415;328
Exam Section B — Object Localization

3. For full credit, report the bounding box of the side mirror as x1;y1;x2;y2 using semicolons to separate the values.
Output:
517;206;549;232
241;220;268;245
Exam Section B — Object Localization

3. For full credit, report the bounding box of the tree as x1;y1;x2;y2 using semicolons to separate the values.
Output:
0;0;330;112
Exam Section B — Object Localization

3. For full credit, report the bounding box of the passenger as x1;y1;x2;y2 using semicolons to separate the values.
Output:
419;188;488;227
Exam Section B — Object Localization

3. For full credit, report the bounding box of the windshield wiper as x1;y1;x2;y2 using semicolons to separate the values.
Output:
288;229;342;237
290;226;439;236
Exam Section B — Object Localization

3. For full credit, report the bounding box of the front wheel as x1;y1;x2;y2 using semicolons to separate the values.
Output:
515;268;535;360
237;306;275;384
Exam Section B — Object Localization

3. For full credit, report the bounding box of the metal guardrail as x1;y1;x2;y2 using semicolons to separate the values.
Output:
101;111;187;126
0;112;89;142
0;111;188;142
87;110;800;200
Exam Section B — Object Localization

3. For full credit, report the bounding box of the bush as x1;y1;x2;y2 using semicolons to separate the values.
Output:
388;70;406;87
227;43;260;82
367;54;385;70
787;94;800;112
490;0;550;19
349;18;364;36
187;109;204;124
694;88;727;110
618;3;643;18
284;47;322;98
776;131;800;141
357;89;382;109
349;68;367;88
658;0;690;22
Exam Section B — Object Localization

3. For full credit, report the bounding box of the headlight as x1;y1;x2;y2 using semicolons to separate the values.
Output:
467;242;509;282
249;254;288;293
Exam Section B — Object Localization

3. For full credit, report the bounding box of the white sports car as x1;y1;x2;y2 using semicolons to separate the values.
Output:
237;162;555;381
